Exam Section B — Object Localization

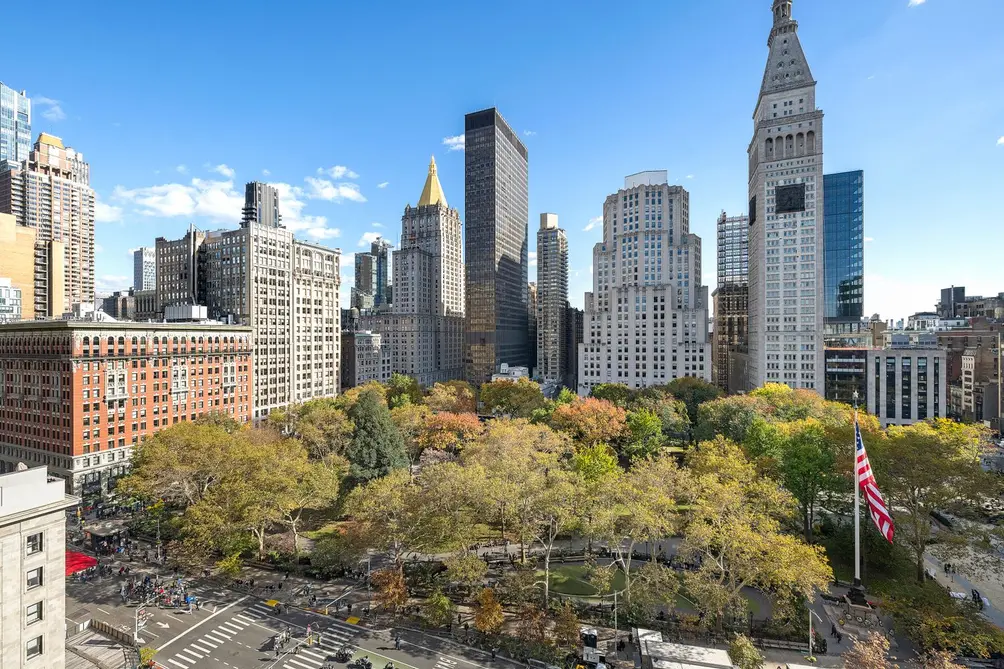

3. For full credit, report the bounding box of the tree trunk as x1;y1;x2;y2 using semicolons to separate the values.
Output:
802;506;813;544
543;549;550;606
915;551;926;583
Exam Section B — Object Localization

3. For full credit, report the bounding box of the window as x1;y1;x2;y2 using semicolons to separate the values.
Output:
26;532;42;555
26;636;42;660
26;567;43;589
26;602;42;625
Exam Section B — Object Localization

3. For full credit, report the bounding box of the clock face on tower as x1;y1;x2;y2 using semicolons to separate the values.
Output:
775;183;806;214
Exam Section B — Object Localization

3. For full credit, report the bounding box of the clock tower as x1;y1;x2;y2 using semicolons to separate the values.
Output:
747;0;824;393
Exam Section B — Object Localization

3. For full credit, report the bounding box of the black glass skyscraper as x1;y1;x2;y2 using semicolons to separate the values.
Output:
823;171;864;322
464;108;529;385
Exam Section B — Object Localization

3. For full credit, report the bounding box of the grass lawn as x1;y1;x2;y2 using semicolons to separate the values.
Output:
541;564;766;617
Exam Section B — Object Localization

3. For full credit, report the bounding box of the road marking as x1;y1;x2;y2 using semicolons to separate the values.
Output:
156;595;247;652
399;639;496;669
168;614;186;623
205;632;229;643
301;648;326;660
96;607;111;615
227;617;248;627
218;623;241;634
191;643;213;654
167;660;188;668
285;658;315;669
234;614;255;624
177;649;203;660
198;638;218;648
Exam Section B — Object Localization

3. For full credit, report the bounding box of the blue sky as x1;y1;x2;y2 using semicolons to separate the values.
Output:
4;0;1002;320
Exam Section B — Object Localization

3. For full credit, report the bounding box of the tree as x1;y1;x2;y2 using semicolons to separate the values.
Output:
590;457;688;607
570;444;620;482
336;381;388;411
462;419;571;546
282;401;355;461
473;588;504;634
589;383;632;407
664;377;722;431
553;601;581;649
138;647;158;668
515;604;548;644
681;437;833;627
424;589;455;627
871;419;996;582
728;634;765;669
419;411;484;452
193;412;243;433
371;567;409;611
513;466;578;604
343;469;428;567
427;381;477;414
391;403;432;466
629;392;691;441
117;422;240;506
444;553;489;589
550;397;628;447
273;454;344;556
916;651;965;669
345;389;409;482
480;378;547;418
387;373;423;408
842;632;897;669
624;409;664;460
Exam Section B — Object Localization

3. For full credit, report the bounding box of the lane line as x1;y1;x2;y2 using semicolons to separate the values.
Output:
156;595;247;652
234;614;255;624
285;658;315;669
205;632;229;643
177;650;203;660
218;623;242;634
399;639;496;669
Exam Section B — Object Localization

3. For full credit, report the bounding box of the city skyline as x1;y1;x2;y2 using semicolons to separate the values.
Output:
1;0;1001;321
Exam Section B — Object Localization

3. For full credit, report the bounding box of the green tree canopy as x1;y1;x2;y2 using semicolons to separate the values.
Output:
589;383;632;407
386;373;423;408
479;378;547;418
345;389;409;482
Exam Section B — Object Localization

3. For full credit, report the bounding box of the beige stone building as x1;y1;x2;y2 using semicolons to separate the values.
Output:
0;133;94;317
0;213;38;320
0;466;78;669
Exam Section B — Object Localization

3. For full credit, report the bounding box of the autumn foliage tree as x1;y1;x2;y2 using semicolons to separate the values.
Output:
426;381;477;414
480;378;547;418
419;411;484;452
473;588;504;634
371;567;409;611
550;397;628;446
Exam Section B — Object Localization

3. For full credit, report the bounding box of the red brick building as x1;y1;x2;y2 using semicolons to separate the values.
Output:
0;321;252;499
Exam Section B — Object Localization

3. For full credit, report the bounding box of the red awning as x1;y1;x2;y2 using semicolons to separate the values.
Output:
66;550;98;576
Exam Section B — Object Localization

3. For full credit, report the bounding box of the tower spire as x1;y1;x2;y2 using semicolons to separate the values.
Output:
417;155;447;207
772;0;792;26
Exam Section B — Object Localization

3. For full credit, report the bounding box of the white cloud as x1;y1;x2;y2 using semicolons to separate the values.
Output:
209;164;235;178
271;182;336;238
584;216;602;232
126;247;141;256
262;169;271;176
95;274;130;295
304;177;366;203
529;251;538;268
908;0;925;6
175;165;188;174
95;200;123;223
997;136;1004;146
377;182;389;189
442;134;465;152
112;177;243;223
685;174;694;180
34;96;66;122
358;231;382;247
864;236;875;243
523;130;536;137
317;166;359;180
371;222;384;228
865;273;941;322
94;243;103;254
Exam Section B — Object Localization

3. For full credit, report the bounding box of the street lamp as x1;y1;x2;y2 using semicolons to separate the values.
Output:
807;608;822;661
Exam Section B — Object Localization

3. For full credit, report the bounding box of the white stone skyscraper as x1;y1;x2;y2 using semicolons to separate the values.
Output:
366;158;464;386
578;172;710;395
536;213;568;385
747;0;825;393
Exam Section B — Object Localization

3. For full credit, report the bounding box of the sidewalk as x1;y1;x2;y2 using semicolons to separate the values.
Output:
924;554;1004;628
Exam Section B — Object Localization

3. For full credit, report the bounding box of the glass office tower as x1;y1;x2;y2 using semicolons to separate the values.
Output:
0;83;31;169
464;107;530;385
823;170;864;323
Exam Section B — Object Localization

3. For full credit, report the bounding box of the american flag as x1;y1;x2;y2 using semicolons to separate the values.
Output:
856;416;894;543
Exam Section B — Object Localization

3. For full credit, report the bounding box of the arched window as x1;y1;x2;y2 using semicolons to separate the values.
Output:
806;130;816;153
796;132;805;157
765;137;774;159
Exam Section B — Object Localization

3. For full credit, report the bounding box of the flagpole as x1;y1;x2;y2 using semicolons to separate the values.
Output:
853;391;861;589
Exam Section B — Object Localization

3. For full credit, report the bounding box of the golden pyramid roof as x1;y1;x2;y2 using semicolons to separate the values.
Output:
417;156;447;207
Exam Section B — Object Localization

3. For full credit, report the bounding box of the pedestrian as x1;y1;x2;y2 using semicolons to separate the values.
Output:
491;648;496;660
395;637;401;650
830;623;836;638
836;631;843;644
279;582;283;590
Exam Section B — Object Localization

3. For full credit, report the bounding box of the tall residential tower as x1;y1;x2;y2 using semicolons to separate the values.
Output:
536;213;568;385
578;172;711;394
0;82;31;168
712;212;749;391
464;108;530;385
747;0;825;392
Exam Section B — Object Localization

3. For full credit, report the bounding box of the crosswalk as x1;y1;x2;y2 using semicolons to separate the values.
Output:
163;600;361;669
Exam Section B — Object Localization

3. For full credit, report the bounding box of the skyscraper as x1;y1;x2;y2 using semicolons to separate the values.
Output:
527;281;537;375
242;181;282;228
464;107;530;385
823;170;864;323
712;212;749;391
0;133;94;317
747;0;825;392
352;253;376;309
578;172;711;394
536;213;568;385
361;158;465;385
371;237;392;307
0;82;31;168
133;246;156;291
